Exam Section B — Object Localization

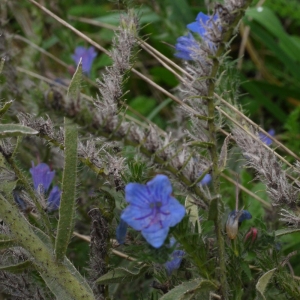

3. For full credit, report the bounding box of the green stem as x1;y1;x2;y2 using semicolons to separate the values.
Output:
205;2;253;298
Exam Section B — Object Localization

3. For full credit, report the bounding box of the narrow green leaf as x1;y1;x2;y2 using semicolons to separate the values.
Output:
244;20;300;82
0;124;38;138
0;260;32;274
147;98;172;121
55;118;78;262
0;101;13;118
40;273;74;300
0;58;4;74
96;265;149;284
275;228;300;237
67;58;82;100
33;226;93;295
256;268;276;300
160;278;217;300
0;239;16;250
208;197;219;221
242;80;287;123
185;195;201;234
246;7;300;62
240;261;252;281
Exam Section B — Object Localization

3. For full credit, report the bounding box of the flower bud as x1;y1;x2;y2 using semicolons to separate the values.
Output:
244;227;258;243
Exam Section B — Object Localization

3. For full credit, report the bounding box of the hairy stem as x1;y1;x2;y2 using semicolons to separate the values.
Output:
0;194;94;299
206;1;253;298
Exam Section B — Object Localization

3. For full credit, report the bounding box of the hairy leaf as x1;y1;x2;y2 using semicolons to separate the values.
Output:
96;265;149;284
0;124;38;137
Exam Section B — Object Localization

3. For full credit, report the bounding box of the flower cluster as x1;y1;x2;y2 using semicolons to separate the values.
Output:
121;175;185;248
175;12;220;60
30;162;61;211
72;46;97;76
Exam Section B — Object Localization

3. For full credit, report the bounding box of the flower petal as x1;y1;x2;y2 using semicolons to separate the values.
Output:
141;225;169;248
125;183;151;207
47;186;61;211
30;162;55;192
121;205;153;231
163;197;185;227
147;175;172;206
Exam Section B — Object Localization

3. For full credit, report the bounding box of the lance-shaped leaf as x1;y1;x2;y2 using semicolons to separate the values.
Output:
67;57;82;102
0;101;13;118
0;238;16;250
0;260;33;274
55;118;78;262
96;265;149;285
0;124;38;138
275;228;300;237
0;194;94;299
185;195;201;233
33;226;93;295
160;278;218;300
0;57;4;74
218;134;231;174
256;268;276;300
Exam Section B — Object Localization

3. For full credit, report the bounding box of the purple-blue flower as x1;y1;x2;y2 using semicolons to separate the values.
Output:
121;175;186;248
116;219;128;244
175;12;220;60
175;33;200;60
30;162;55;192
259;129;275;146
164;250;185;276
71;46;97;76
47;186;62;211
30;162;61;211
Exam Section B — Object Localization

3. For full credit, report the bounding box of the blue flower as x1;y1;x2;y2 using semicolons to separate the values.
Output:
71;46;97;76
259;129;275;146
175;33;200;60
47;186;62;211
116;219;128;244
175;12;220;60
121;175;186;248
226;210;252;240
30;162;55;192
164;250;185;276
30;162;61;211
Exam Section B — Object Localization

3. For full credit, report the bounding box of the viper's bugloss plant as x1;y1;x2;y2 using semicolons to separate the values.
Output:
1;0;300;299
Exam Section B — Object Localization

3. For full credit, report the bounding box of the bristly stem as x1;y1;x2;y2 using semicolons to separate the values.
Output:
206;1;253;298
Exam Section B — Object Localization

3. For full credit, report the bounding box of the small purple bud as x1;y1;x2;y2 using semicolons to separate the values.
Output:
164;250;185;276
47;186;61;211
116;219;128;244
